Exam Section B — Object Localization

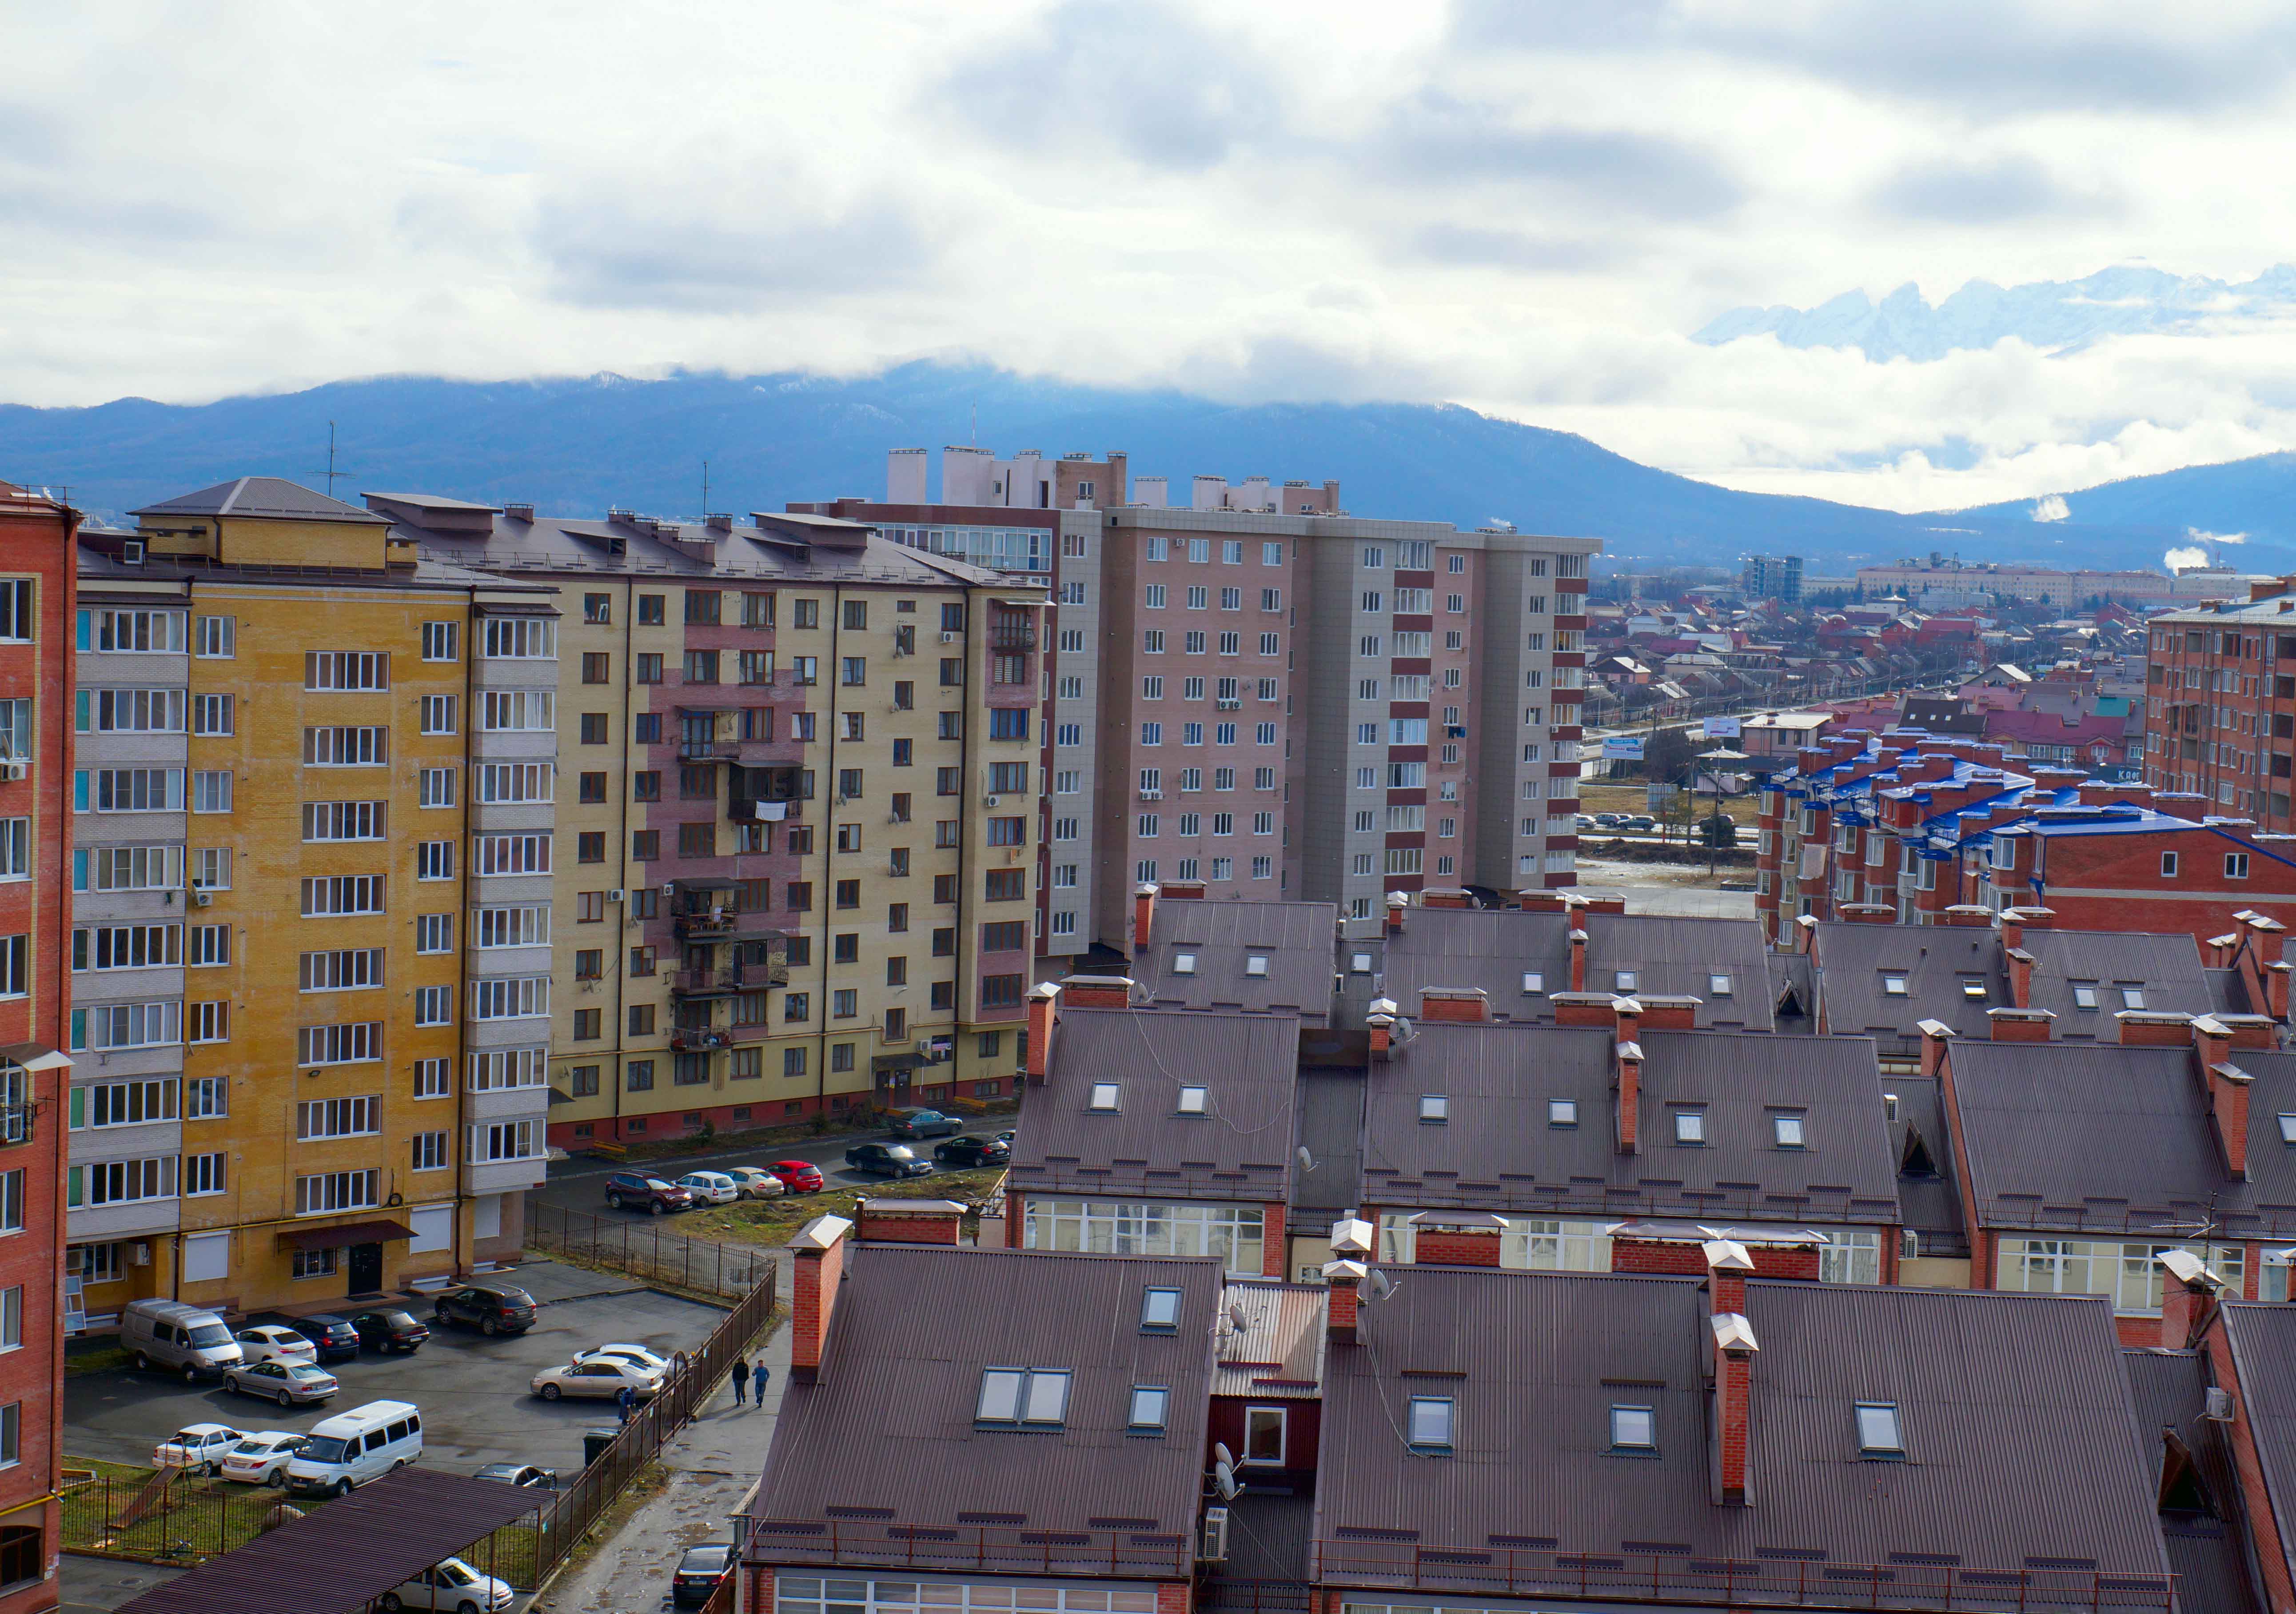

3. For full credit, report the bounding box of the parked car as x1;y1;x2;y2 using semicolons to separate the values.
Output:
845;1142;933;1179
884;1107;963;1139
153;1423;243;1474
531;1358;663;1402
672;1544;735;1607
604;1172;694;1214
932;1135;1009;1168
675;1170;741;1206
1593;813;1624;827
473;1462;558;1489
994;1131;1014;1146
379;1554;514;1614
575;1342;673;1376
286;1400;423;1497
765;1159;824;1194
722;1166;786;1199
433;1284;538;1337
350;1308;430;1354
122;1299;243;1382
1619;814;1657;833
288;1314;363;1363
218;1431;308;1487
226;1359;339;1407
234;1324;318;1368
1575;814;1597;830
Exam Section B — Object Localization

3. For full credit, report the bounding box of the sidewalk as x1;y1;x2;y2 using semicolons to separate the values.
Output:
532;1260;789;1614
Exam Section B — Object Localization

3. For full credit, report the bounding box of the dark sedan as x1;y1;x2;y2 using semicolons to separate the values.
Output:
287;1314;361;1363
349;1308;429;1353
932;1135;1009;1168
432;1284;538;1337
845;1142;934;1179
672;1544;733;1607
884;1107;963;1139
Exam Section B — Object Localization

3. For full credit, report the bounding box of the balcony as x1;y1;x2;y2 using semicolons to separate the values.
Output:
679;739;740;762
673;908;741;939
670;1027;730;1051
988;622;1038;651
729;796;801;824
741;1516;1188;1579
671;968;739;997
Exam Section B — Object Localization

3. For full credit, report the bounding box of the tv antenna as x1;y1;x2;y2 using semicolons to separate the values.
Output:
312;422;347;496
702;460;710;515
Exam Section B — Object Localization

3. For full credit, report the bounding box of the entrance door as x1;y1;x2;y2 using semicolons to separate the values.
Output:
347;1243;383;1296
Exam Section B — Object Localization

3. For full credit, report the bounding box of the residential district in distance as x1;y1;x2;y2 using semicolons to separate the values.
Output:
11;451;2296;1614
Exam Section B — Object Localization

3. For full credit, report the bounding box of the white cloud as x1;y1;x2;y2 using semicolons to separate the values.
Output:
4;0;2296;514
2165;545;2211;570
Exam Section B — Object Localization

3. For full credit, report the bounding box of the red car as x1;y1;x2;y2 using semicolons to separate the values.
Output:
766;1160;824;1194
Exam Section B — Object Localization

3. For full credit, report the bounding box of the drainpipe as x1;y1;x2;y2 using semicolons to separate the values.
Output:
614;578;634;1138
452;586;478;1278
956;591;976;1098
819;589;840;1118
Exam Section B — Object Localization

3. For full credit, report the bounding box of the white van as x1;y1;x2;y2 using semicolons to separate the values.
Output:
285;1399;423;1496
120;1299;243;1382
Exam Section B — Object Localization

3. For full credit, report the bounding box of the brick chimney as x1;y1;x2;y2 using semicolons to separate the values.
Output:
2270;962;2292;1022
1025;983;1058;1084
1703;1237;1756;1322
1943;905;1993;928
1986;1007;2053;1043
1385;892;1409;934
1421;887;1473;910
1616;1035;1642;1155
857;1199;965;1245
2207;932;2242;969
2219;1013;2279;1051
1060;974;1136;1009
1366;998;1399;1058
2245;913;2288;967
1838;903;1894;924
1323;1260;1365;1342
1581;893;1626;916
1132;882;1159;949
1159;878;1206;900
1917;1018;1955;1077
1707;1271;1758;1507
1410;1211;1505;1267
1518;889;1569;914
1569;927;1589;990
2158;1250;2224;1350
2194;1016;2252;1179
2117;1010;2196;1047
1637;994;1699;1031
1419;987;1491;1023
1614;995;1642;1047
1793;914;1818;955
789;1214;854;1383
1553;991;1617;1027
2005;947;2034;1009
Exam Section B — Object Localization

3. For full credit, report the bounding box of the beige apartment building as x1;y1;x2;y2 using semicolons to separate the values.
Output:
367;495;1045;1147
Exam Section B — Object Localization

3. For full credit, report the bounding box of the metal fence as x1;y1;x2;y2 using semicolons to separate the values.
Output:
528;1199;779;1299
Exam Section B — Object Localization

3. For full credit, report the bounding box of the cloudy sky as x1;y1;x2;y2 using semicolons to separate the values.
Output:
10;0;2296;511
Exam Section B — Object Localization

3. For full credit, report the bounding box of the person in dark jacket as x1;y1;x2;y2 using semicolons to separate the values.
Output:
730;1354;749;1406
616;1383;636;1425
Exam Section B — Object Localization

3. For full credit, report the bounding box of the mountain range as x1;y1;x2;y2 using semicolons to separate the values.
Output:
1695;264;2296;363
2;363;2291;576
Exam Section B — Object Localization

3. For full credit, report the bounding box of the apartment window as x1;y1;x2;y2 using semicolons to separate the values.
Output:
296;1095;381;1140
0;584;28;644
421;620;460;661
411;1132;449;1171
414;985;453;1025
416;914;454;953
416;841;455;881
572;1009;602;1041
2228;853;2252;879
294;1169;380;1215
305;650;388;690
629;1003;656;1035
186;1076;227;1118
296;1022;382;1067
2161;851;2179;878
419;694;457;734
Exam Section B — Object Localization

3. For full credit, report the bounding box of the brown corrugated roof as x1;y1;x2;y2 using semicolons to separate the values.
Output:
1136;899;1338;1026
115;1468;546;1614
1380;911;1778;1032
1211;1279;1326;1398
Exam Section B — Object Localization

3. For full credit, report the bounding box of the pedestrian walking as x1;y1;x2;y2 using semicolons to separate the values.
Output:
616;1383;636;1426
731;1354;749;1406
751;1359;769;1407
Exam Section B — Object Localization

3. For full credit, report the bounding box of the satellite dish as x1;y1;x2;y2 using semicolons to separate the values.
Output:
1214;1461;1242;1501
1213;1442;1235;1469
1364;1270;1398;1303
1227;1302;1249;1333
1296;1145;1318;1172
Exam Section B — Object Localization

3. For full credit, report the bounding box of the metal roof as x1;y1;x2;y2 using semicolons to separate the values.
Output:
2121;1348;2262;1614
115;1468;546;1614
1292;1069;1367;1214
1379;911;1778;1031
1884;1075;1967;1254
1945;1042;2296;1237
1136;899;1338;1026
1007;1007;1299;1204
2018;930;2217;1039
1359;1024;1900;1226
132;476;390;524
2222;1303;2296;1602
1313;1267;2174;1590
752;1244;1221;1537
1210;1279;1326;1399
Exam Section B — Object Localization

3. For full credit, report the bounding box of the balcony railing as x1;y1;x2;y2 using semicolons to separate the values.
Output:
679;739;740;761
674;910;739;939
670;1028;730;1051
988;623;1037;651
1309;1542;2172;1614
741;1516;1190;1579
671;963;786;996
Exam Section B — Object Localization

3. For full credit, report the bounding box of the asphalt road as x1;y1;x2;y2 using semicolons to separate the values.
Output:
65;1268;727;1482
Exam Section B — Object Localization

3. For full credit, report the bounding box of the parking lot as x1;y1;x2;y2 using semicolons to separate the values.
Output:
64;1259;733;1482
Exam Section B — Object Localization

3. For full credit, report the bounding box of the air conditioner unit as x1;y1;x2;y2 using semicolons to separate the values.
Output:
2205;1386;2236;1422
1216;699;1240;711
984;795;1001;808
130;1242;151;1266
1899;1229;1920;1260
0;760;23;782
191;889;212;907
1199;1507;1229;1562
940;631;959;644
1139;789;1162;801
608;888;627;903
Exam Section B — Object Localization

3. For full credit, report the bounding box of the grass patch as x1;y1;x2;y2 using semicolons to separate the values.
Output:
65;1345;132;1378
678;1168;1006;1248
62;1458;340;1564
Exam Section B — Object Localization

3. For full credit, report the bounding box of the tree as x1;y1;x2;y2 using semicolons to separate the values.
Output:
1700;811;1738;849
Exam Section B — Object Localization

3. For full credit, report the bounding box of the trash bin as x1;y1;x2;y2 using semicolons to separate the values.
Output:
583;1427;620;1467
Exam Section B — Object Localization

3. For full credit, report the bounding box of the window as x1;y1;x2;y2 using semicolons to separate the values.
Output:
411;1132;449;1171
1128;1386;1170;1433
2121;985;2146;1010
1773;1113;1806;1148
1407;1396;1454;1452
1881;973;1908;996
2161;851;2179;877
294;1169;379;1215
1673;1109;1705;1145
1176;1086;1208;1115
415;985;453;1025
976;1366;1072;1426
1419;1094;1448;1123
421;620;459;661
2228;853;2252;879
1849;1401;1908;1458
417;840;455;880
1610;1404;1656;1450
1549;1099;1577;1128
1089;1083;1121;1111
0;584;29;645
419;694;456;734
296;1096;381;1140
2072;983;2099;1011
186;1076;227;1118
296;1022;381;1067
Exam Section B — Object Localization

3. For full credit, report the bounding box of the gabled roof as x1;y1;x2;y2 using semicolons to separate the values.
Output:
1315;1267;2175;1589
2121;1348;2262;1614
1007;1007;1298;1203
1379;910;1776;1032
1946;1041;2296;1237
133;476;388;524
1136;899;1336;1026
753;1245;1220;1537
1359;1024;1898;1225
2221;1303;2296;1601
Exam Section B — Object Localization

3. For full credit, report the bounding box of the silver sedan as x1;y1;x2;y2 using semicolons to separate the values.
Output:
225;1359;339;1406
530;1358;664;1402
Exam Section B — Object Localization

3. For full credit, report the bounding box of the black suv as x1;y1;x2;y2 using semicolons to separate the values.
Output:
932;1135;1009;1168
289;1314;361;1363
845;1142;933;1179
349;1308;430;1354
432;1284;538;1336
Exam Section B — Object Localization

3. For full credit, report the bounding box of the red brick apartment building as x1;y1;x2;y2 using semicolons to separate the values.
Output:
0;483;77;1611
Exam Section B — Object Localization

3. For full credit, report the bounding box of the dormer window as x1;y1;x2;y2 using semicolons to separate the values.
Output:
1881;973;1909;996
1708;974;1733;998
1140;1288;1183;1332
1171;951;1198;976
1521;971;1545;995
977;1366;1071;1427
1088;1083;1121;1111
1549;1099;1578;1128
1673;1109;1706;1146
1407;1395;1455;1453
1128;1386;1170;1432
1773;1113;1806;1149
1615;971;1638;992
2071;983;2099;1011
2120;984;2145;1010
1419;1094;1449;1124
1176;1086;1208;1115
1245;953;1269;978
1959;978;1987;1001
1855;1401;1904;1457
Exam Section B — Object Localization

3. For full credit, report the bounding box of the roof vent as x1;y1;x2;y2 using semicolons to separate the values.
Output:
503;503;535;523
